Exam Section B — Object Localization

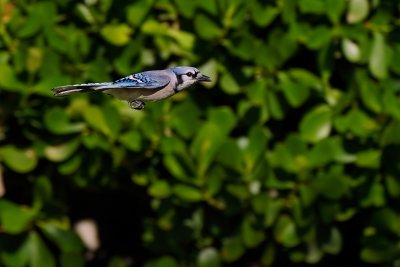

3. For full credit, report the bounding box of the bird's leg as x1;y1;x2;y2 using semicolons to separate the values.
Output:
129;100;145;110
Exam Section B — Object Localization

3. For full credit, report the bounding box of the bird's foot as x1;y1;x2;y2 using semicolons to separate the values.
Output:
129;100;145;110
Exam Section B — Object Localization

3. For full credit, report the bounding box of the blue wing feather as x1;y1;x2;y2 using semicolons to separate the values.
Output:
53;70;171;97
112;72;170;89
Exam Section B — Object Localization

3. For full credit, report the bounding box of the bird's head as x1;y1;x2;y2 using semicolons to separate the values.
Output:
171;66;212;91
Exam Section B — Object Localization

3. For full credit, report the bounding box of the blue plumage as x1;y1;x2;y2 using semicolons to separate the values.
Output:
52;66;211;110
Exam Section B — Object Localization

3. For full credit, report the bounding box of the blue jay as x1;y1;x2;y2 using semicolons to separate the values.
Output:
52;66;211;110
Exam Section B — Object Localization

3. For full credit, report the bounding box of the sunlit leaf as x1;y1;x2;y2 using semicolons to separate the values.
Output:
342;38;362;62
197;247;220;267
369;32;388;79
148;180;172;198
274;215;300;247
300;105;332;143
0;200;37;234
173;184;203;202
44;139;80;162
100;24;133;46
0;146;38;173
347;0;369;23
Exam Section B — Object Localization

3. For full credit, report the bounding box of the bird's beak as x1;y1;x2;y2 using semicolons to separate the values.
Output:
197;74;212;82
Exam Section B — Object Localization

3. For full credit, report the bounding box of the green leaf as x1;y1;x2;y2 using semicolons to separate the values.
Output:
126;0;154;26
356;70;382;113
322;227;342;254
102;103;122;139
312;166;348;199
100;24;133;46
251;5;279;27
148;180;172;198
163;154;189;179
215;140;242;171
18;2;56;38
326;0;346;24
208;107;236;135
26;47;43;74
142;20;195;49
191;122;225;175
220;71;241;94
369;32;388;79
361;182;385;207
76;4;95;24
346;108;378;137
241;216;265;248
0;64;24;92
59;155;82;175
44;139;80;162
0;145;38;173
173;184;203;202
33;176;53;209
267;90;285;120
160;136;186;155
355;150;381;169
0;235;31;267
39;223;84;253
298;0;325;14
370;209;400;236
44;107;85;135
305;26;332;50
0;200;37;234
308;137;355;167
300;105;332;143
240;125;269;171
347;0;369;23
144;256;178;267
83;106;112;138
29;231;56;267
385;175;400;198
60;253;85;267
382;90;400;121
199;59;218;88
361;247;394;264
274;215;300;248
278;72;310;107
221;236;245;262
119;130;142;151
197;247;220;267
169;100;202;138
342;38;362;62
261;244;276;266
389;44;400;74
174;0;196;17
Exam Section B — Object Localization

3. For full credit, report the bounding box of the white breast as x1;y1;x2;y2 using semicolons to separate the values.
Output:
103;87;175;102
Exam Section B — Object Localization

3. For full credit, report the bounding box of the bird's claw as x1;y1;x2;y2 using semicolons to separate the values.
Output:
129;100;145;110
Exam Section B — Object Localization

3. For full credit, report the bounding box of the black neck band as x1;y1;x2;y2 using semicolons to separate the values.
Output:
174;74;183;93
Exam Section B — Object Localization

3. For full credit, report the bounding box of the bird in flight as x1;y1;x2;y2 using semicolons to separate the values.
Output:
52;66;212;110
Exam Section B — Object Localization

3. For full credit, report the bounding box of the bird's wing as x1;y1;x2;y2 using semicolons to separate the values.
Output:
53;71;172;96
111;72;171;89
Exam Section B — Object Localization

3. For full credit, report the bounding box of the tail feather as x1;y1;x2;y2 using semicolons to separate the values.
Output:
52;82;113;97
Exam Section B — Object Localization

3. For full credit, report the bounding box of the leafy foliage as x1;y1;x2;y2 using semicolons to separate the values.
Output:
1;0;400;266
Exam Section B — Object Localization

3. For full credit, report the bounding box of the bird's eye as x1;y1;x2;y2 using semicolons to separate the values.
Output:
186;72;193;77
